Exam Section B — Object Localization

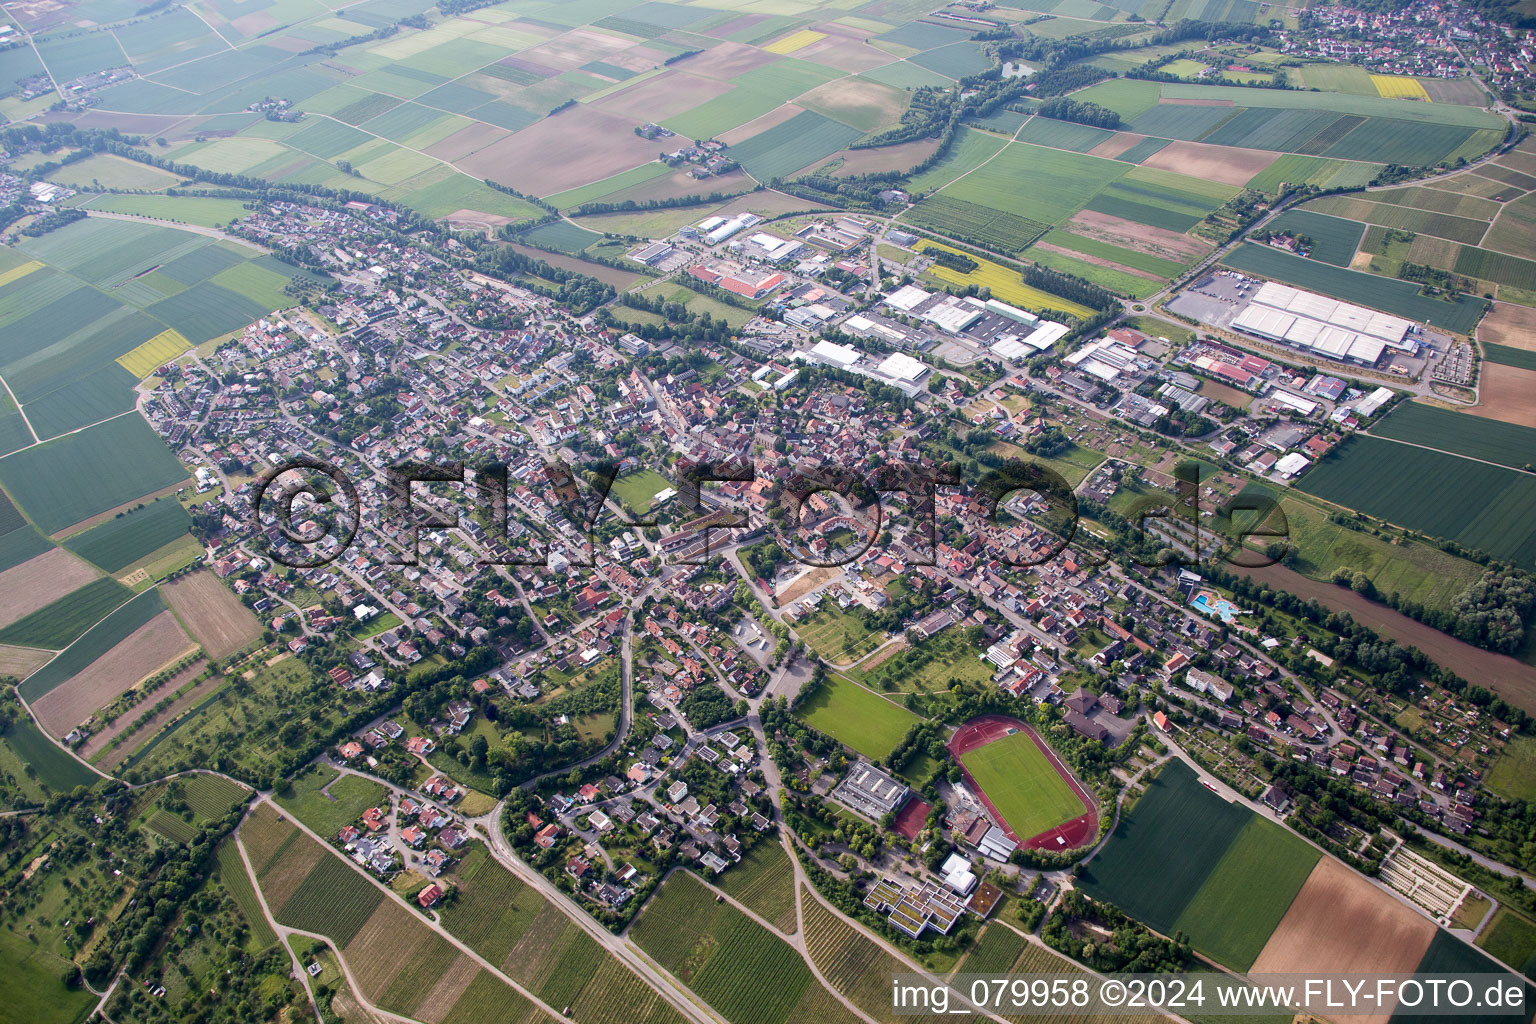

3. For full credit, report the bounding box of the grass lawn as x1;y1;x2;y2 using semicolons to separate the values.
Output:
1486;736;1536;802
851;630;991;693
960;728;1086;841
1477;906;1536;975
1171;816;1321;970
795;675;916;761
355;611;402;639
795;606;884;665
0;926;97;1024
275;764;386;838
609;469;671;515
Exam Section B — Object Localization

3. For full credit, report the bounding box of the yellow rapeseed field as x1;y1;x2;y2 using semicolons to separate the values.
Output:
1370;75;1430;101
117;328;192;379
762;29;826;54
916;240;1094;320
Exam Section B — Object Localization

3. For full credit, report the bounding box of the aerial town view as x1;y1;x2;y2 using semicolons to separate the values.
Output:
2;0;1536;1020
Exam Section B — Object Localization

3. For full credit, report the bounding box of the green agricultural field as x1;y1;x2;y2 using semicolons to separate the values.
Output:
1171;816;1320;970
1486;736;1536;802
16;588;166;702
0;926;97;1024
960;727;1087;841
664;59;841;138
275;764;386;838
714;842;797;934
795;675;917;761
1477;907;1536;976
436;847;543;963
1270;490;1480;612
941;141;1126;230
959;923;1029;974
904;127;1008;194
1079;759;1250;931
63;498;192;573
1025;247;1161;299
547;162;674;210
1484;343;1536;372
1014;116;1117;153
1037;228;1189;277
727;110;862;182
84;193;253;229
275;855;385;947
519;220;603;256
0;716;98;792
1222;243;1486;333
1455;247;1536;291
0;414;189;535
1371;402;1536;471
0;527;52;574
1266;209;1365;266
1159;81;1506;128
902;194;1048;254
1247;154;1381;192
1072;78;1164;120
632;872;856;1024
0;576;132;650
1297;435;1536;569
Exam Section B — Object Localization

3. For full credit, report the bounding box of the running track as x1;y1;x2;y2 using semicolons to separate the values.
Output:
948;714;1098;851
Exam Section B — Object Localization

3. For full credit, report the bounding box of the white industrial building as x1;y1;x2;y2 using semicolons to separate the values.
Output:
1230;281;1419;365
1063;337;1146;382
806;339;860;369
875;351;929;388
700;212;761;245
883;283;932;313
1355;385;1395;417
1274;452;1312;478
921;295;984;334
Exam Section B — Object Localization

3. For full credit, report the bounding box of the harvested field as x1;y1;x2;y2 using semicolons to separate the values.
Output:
1478;301;1536;351
30;610;196;736
517;27;630;71
1088;133;1148;160
795;36;892;73
0;548;100;630
1251;857;1436;1023
0;643;50;679
1139;140;1277;187
717;103;804;146
593;71;733;121
826;136;941;176
161;570;261;659
423;122;508;163
670;42;777;80
460;106;663;195
1066;209;1210;263
1470;361;1536;429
